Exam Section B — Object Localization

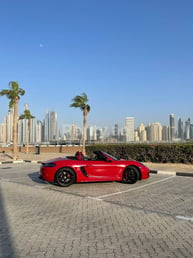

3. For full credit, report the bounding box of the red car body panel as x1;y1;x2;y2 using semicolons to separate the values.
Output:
40;151;150;186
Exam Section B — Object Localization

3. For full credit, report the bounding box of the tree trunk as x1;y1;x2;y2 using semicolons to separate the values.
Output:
13;98;18;160
82;109;87;155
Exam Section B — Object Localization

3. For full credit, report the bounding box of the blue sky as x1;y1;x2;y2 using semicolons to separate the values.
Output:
0;0;193;130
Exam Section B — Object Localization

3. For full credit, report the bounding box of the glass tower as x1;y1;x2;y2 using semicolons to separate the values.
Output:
169;113;175;141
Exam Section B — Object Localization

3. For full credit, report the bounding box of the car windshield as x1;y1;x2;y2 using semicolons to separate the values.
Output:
103;152;119;160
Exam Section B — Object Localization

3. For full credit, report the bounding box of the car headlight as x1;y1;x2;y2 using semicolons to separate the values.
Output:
42;162;56;167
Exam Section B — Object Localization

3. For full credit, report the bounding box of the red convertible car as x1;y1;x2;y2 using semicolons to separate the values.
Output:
40;150;150;187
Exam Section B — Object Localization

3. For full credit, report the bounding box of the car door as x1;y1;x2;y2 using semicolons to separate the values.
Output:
84;160;119;181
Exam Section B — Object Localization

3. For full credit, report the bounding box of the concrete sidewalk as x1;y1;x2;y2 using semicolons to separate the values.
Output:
0;152;62;163
1;152;193;176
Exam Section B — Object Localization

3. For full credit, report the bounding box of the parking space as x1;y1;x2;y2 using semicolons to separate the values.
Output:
99;176;193;218
1;163;193;257
1;163;193;219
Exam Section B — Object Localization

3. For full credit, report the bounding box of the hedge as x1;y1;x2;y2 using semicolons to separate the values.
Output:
86;143;193;164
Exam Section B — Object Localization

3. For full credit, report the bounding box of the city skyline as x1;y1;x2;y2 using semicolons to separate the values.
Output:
1;108;193;146
1;1;193;127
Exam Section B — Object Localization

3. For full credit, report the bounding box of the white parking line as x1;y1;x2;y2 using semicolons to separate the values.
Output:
88;176;175;200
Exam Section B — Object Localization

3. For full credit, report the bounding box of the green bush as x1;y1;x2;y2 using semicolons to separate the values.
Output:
86;143;193;164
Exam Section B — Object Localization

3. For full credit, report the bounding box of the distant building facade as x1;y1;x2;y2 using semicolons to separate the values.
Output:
169;113;175;141
44;111;57;142
124;117;134;142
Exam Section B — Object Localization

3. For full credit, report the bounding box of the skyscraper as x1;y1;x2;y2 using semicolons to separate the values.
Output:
184;118;191;140
149;122;162;142
70;124;78;141
125;117;134;142
162;125;169;142
17;104;36;145
190;124;193;139
169;113;175;141
178;118;184;140
96;128;104;142
49;111;57;141
114;124;119;140
36;120;43;143
137;123;147;142
44;111;58;142
6;109;14;144
87;125;96;142
0;122;6;144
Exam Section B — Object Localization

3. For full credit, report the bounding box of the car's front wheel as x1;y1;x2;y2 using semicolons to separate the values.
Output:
122;166;139;184
55;167;76;187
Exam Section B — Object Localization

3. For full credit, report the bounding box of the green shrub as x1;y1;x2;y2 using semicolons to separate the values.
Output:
86;143;193;164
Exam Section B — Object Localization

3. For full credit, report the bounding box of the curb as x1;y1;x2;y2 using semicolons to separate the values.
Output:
150;170;193;177
23;160;42;164
0;160;41;164
0;160;24;164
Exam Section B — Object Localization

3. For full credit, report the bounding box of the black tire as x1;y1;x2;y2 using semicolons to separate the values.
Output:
55;167;76;187
122;166;139;184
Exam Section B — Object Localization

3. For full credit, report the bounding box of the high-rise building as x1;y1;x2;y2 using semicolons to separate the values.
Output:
70;124;78;141
190;124;193;139
169;113;175;141
36;120;43;143
184;118;191;140
178;118;184;140
44;112;49;142
18;104;29;145
145;124;151;142
114;124;119;139
44;111;58;142
162;126;169;142
0;122;6;144
18;119;24;145
125;117;134;142
6;109;14;144
137;123;147;142
49;111;57;141
87;125;96;142
30;118;36;144
17;104;36;145
96;128;104;142
149;122;162;142
134;130;139;142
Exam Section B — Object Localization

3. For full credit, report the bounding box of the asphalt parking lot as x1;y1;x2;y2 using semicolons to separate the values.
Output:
1;163;193;258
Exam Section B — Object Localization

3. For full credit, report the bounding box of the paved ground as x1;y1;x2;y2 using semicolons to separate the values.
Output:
1;152;193;257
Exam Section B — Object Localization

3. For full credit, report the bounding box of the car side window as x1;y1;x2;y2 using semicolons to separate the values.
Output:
95;154;106;161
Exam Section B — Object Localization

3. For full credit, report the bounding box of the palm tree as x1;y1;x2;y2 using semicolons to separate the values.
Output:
19;109;35;154
0;81;25;160
70;93;90;155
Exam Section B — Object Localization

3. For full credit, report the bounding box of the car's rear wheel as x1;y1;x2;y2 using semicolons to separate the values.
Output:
122;166;139;184
55;167;76;187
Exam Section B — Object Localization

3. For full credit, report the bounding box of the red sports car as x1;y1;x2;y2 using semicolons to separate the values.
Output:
40;150;150;187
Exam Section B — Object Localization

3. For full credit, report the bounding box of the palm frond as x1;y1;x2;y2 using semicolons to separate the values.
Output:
19;109;35;120
80;104;91;112
9;81;19;90
70;93;89;108
0;89;10;96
